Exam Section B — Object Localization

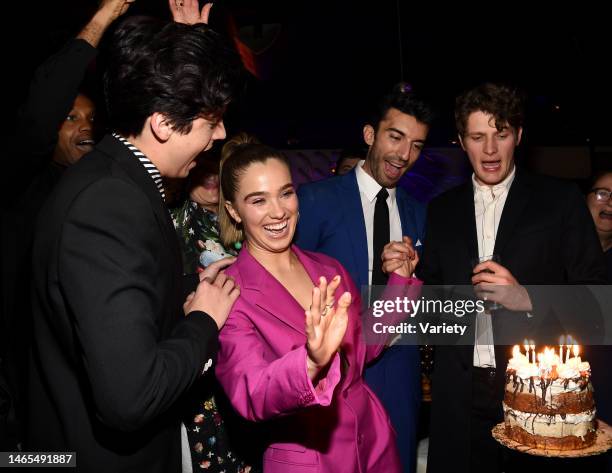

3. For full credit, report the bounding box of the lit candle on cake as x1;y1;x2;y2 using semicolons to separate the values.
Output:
565;335;572;363
559;335;565;362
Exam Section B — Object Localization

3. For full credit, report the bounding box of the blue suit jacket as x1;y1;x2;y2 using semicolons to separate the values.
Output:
296;167;426;290
296;167;426;473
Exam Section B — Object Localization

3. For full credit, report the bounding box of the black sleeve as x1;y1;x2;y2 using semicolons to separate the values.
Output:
17;39;97;173
59;177;218;432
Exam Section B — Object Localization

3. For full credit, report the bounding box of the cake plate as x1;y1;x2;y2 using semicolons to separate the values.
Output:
492;420;612;458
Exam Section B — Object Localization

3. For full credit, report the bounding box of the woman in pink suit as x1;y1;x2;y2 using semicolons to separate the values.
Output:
214;136;421;473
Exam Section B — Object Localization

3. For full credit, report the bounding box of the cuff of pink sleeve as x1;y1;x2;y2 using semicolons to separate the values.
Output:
300;349;341;408
388;273;423;286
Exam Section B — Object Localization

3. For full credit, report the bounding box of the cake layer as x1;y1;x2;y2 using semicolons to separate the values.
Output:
504;389;594;415
503;403;595;439
504;425;596;450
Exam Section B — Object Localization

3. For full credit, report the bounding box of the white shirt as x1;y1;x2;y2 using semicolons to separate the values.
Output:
472;166;516;368
355;161;403;285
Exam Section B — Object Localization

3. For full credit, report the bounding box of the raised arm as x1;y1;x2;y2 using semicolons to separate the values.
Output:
18;0;134;167
169;0;213;25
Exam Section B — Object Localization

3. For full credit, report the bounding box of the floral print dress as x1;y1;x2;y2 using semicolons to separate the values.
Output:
172;200;258;473
172;200;238;275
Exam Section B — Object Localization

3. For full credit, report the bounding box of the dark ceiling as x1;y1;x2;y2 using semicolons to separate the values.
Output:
3;1;610;149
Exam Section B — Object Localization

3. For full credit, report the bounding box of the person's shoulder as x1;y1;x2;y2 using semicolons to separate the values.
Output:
518;169;578;194
223;254;247;286
428;180;471;208
298;172;351;197
396;187;426;211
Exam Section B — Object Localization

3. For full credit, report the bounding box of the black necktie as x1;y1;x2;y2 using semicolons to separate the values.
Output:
372;188;390;286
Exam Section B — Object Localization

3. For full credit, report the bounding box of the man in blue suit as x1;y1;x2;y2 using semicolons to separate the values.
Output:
296;83;434;473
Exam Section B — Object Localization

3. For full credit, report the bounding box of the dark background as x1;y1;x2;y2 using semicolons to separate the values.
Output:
2;1;610;151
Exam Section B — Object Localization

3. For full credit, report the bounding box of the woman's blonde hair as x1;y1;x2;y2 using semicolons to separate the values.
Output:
218;133;290;248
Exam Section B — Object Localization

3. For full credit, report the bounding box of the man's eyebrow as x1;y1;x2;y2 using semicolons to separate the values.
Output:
386;127;405;136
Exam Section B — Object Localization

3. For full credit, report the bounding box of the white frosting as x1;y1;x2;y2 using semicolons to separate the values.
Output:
556;365;580;379
516;365;539;379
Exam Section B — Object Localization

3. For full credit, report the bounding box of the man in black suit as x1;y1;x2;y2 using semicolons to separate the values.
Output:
1;0;136;450
27;15;243;473
419;83;607;473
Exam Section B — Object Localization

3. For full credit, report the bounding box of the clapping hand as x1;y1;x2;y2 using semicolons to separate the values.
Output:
381;236;419;278
305;276;351;381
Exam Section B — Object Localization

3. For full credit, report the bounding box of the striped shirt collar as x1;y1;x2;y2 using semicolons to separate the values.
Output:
112;132;165;200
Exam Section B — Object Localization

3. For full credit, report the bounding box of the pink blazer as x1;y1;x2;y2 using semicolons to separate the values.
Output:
216;245;421;473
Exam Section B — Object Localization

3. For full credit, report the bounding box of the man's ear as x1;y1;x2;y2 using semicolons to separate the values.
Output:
150;113;174;142
458;134;466;151
516;127;523;145
363;124;375;146
225;201;241;224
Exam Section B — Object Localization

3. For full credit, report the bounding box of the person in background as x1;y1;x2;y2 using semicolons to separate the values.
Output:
585;170;612;473
587;171;612;280
335;147;364;176
0;0;135;450
173;150;237;275
172;138;259;473
296;83;433;473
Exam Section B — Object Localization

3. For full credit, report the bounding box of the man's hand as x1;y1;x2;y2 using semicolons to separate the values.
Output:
169;0;212;25
199;256;236;283
77;0;136;47
184;272;240;329
471;260;533;311
99;0;137;22
381;236;419;278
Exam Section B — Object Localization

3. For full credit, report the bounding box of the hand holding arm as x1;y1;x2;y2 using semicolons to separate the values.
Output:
382;236;419;278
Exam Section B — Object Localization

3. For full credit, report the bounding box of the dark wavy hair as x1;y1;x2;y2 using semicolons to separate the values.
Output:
102;17;243;137
455;83;526;137
369;82;435;130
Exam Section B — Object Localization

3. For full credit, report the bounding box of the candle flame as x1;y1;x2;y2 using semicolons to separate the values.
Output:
513;345;520;359
573;344;580;357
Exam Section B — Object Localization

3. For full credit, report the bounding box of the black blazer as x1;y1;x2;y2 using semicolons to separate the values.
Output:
417;169;607;473
28;135;219;472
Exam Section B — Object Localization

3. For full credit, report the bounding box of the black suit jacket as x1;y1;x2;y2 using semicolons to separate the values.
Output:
417;169;607;473
28;135;219;472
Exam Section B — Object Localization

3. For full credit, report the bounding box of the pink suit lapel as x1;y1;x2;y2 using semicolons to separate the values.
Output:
235;245;339;336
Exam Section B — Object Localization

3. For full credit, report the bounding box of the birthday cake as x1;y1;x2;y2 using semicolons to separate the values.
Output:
503;343;596;450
